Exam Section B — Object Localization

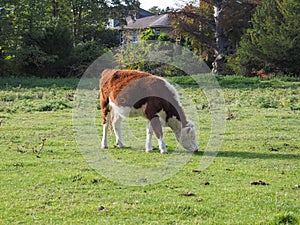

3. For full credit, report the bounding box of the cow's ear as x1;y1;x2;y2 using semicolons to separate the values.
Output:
186;127;191;134
181;126;191;135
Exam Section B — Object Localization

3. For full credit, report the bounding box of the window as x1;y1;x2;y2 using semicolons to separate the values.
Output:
155;28;161;37
119;32;123;44
133;31;138;43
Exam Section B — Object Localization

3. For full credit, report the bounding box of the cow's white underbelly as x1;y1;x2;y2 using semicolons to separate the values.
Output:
109;99;147;118
109;99;168;127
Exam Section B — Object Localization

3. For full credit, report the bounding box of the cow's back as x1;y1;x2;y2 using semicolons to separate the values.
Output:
100;69;161;104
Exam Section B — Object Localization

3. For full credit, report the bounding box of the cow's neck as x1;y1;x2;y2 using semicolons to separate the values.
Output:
167;105;188;141
167;117;183;142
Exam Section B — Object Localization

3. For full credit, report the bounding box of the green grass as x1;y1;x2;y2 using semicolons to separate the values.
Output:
0;76;299;224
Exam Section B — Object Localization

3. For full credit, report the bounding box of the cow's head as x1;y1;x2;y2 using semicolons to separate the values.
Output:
179;121;198;152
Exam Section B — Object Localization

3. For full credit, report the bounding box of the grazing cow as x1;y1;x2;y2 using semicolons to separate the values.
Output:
99;69;198;154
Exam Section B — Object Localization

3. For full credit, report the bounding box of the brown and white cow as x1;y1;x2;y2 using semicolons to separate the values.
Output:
99;69;198;154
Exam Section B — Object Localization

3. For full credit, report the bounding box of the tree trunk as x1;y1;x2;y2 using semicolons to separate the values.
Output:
212;1;228;74
71;2;77;41
29;0;36;32
71;1;83;43
52;0;59;17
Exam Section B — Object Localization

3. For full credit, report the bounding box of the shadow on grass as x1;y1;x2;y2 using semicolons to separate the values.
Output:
194;150;299;160
106;145;299;161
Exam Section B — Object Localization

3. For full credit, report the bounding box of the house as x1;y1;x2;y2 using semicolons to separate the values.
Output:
108;9;173;44
108;8;154;28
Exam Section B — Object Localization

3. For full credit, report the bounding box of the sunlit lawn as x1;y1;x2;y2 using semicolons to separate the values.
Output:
0;76;299;224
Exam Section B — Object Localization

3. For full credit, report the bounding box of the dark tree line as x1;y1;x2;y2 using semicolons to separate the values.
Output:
171;0;300;76
230;0;300;75
1;0;299;77
0;0;139;77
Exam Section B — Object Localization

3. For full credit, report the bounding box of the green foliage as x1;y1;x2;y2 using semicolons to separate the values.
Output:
15;45;57;76
158;33;172;42
140;29;173;42
140;29;156;41
171;1;259;73
148;6;173;15
230;0;300;76
115;41;187;76
15;20;74;77
117;30;186;76
0;0;138;77
67;40;111;77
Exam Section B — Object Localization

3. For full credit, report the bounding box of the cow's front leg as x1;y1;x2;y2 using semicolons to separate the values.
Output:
112;113;125;148
145;122;153;152
150;116;167;154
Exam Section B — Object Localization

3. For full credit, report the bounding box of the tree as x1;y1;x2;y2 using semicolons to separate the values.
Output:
171;0;260;73
0;0;53;75
148;6;173;14
17;20;74;76
0;0;140;76
231;0;300;75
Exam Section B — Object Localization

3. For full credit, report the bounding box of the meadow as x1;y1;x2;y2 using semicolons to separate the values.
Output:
0;75;299;224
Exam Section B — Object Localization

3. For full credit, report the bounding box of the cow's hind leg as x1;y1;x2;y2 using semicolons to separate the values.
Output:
101;115;109;149
100;94;110;149
112;112;125;148
145;122;153;152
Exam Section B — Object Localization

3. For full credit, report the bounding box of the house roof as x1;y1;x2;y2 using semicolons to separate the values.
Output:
108;8;154;28
118;14;171;30
135;8;154;19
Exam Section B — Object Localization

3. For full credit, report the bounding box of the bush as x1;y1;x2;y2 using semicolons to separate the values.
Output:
116;41;187;76
16;20;73;77
66;41;109;77
13;22;117;77
140;29;156;41
15;45;57;76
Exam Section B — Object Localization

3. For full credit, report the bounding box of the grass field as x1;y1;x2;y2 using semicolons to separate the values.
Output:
0;75;299;224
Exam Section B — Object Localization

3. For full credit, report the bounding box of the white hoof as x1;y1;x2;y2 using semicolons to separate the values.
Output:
146;145;153;152
116;141;125;148
101;142;108;149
